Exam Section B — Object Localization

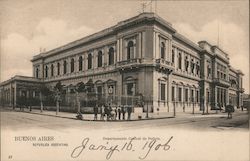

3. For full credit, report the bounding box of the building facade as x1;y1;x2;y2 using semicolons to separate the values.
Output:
0;13;244;113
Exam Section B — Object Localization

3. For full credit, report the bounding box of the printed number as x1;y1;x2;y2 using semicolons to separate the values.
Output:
8;155;12;159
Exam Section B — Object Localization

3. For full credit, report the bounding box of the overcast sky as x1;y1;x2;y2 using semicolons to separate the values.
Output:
0;0;249;93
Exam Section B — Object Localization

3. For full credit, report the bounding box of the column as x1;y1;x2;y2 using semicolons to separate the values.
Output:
225;89;229;105
119;38;123;61
138;32;142;59
153;32;156;60
214;87;217;108
84;53;87;71
155;33;159;59
93;50;97;69
116;39;120;62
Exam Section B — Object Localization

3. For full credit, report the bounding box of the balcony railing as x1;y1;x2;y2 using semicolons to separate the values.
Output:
155;58;174;70
213;78;230;87
239;88;245;93
116;58;142;66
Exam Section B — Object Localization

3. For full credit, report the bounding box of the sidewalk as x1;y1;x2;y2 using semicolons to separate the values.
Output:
2;106;239;121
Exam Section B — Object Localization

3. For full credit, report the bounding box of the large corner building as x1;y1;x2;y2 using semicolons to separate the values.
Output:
0;13;244;113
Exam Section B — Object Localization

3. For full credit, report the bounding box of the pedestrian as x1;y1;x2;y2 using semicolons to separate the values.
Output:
104;104;109;121
114;106;118;120
117;106;121;120
226;104;234;119
108;104;112;120
121;105;126;120
94;104;98;120
127;105;132;120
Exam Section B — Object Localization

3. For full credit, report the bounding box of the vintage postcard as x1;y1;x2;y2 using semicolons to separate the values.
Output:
0;0;249;161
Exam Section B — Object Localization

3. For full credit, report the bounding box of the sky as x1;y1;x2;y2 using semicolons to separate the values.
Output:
0;0;249;93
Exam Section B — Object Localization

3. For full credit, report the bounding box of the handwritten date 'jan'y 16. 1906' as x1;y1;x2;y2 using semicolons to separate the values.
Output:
71;136;173;160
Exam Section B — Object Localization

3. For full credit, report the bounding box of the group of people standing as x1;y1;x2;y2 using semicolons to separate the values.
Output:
93;104;132;121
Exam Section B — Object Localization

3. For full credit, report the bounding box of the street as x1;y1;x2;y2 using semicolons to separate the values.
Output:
1;108;248;132
1;108;249;161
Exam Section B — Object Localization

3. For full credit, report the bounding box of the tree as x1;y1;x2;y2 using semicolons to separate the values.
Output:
39;84;52;112
54;81;64;115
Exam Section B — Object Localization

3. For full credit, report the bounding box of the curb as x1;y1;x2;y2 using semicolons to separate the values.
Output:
12;109;174;122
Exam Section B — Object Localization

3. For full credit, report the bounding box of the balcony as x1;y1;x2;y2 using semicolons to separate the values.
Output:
213;78;230;87
239;88;245;93
116;58;142;70
155;58;174;73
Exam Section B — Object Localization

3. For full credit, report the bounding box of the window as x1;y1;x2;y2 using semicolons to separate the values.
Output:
45;66;48;78
51;64;54;76
97;86;102;99
97;51;103;67
196;62;200;75
108;85;114;94
88;53;92;69
108;47;114;65
185;56;189;71
63;60;67;74
172;86;175;101
178;52;182;69
127;41;134;60
36;68;39;78
207;65;211;78
79;56;83;71
196;90;199;102
178;87;182;102
171;49;175;63
191;59;195;74
71;58;74;73
127;83;134;95
97;86;102;94
160;83;166;101
57;62;60;75
191;89;194;102
160;42;165;59
185;89;188;102
206;90;210;103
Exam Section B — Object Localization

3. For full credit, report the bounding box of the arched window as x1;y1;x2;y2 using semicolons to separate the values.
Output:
88;53;92;69
127;41;134;60
108;47;114;65
196;61;200;75
97;51;102;67
63;60;67;74
191;59;195;74
185;56;189;71
178;52;182;69
57;62;60;75
71;58;74;73
45;65;48;78
160;42;165;59
172;49;175;63
51;64;54;76
36;68;39;78
79;56;83;71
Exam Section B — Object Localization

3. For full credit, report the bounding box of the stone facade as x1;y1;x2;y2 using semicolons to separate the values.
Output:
0;12;244;113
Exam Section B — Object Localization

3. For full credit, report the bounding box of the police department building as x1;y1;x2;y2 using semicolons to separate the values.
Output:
0;13;244;113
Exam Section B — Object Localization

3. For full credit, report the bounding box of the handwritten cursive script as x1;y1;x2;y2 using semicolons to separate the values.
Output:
71;136;173;160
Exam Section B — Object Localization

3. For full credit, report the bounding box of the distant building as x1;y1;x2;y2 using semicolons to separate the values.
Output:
0;12;244;113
